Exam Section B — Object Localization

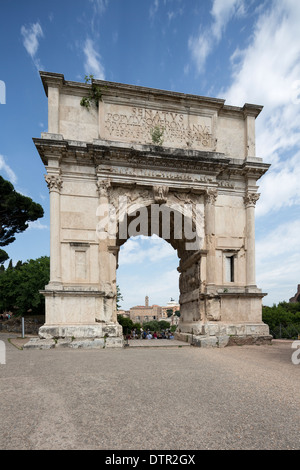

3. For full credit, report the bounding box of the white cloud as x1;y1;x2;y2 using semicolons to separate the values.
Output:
117;236;180;309
188;0;246;73
256;220;300;303
220;0;300;219
118;266;179;310
256;151;300;217
257;220;300;262
83;38;105;80
89;0;109;15
223;1;300;155
0;155;17;185
21;22;44;70
150;0;159;19
188;34;212;74
119;235;176;266
211;0;246;40
28;220;48;230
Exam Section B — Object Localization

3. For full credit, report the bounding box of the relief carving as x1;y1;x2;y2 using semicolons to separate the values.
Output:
153;185;169;204
179;263;201;295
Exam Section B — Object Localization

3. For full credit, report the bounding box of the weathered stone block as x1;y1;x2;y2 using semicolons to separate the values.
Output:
69;338;105;349
217;335;230;348
23;338;55;350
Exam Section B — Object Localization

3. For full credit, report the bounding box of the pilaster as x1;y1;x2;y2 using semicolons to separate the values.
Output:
204;188;218;293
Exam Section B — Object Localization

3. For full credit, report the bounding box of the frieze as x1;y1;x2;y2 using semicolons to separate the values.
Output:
218;180;235;189
98;165;215;184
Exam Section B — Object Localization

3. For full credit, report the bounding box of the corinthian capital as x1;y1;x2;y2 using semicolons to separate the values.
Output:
97;179;111;198
205;188;218;204
244;192;260;207
44;174;62;192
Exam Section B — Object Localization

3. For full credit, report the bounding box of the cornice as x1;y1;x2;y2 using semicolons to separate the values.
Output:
38;71;263;119
40;71;65;97
33;136;270;182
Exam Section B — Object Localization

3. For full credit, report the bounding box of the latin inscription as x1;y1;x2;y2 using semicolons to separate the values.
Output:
102;105;215;149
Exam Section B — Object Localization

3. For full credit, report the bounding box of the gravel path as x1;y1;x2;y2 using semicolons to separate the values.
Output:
0;333;299;450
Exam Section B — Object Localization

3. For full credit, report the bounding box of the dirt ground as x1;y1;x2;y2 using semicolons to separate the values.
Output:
0;333;299;450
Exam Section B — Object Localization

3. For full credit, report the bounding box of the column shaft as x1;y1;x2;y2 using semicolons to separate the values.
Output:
45;175;62;286
244;192;259;288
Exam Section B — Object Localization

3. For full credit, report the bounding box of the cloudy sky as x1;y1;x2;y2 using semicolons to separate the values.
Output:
0;0;300;309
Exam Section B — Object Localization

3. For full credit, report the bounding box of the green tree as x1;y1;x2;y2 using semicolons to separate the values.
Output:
142;320;171;332
0;176;44;263
158;320;171;330
262;302;300;338
166;309;173;318
0;256;50;316
143;320;161;332
117;314;133;333
116;285;123;310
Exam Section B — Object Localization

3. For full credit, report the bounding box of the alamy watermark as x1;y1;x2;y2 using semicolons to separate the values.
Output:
96;196;204;250
0;341;6;365
291;341;300;365
0;80;6;104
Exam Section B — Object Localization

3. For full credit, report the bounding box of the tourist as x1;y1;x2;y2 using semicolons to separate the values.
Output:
146;332;152;339
153;332;157;339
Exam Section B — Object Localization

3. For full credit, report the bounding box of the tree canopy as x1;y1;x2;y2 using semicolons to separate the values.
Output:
262;301;300;330
0;176;44;263
0;256;50;316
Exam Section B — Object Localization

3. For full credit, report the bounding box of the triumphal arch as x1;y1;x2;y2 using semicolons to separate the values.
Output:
29;71;271;348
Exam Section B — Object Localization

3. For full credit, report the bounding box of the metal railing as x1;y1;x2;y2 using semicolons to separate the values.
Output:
270;323;300;340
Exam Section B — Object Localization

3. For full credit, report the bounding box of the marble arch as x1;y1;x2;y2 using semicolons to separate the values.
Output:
27;71;272;349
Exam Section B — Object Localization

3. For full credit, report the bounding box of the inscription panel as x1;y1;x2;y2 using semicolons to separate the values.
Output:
99;102;216;150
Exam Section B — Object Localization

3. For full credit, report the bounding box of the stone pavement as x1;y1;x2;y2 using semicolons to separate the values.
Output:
126;338;191;347
0;332;299;450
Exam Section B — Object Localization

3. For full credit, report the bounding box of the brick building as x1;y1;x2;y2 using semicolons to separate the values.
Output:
129;296;162;323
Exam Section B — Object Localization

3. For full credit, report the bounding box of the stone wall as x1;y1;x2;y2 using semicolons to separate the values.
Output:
0;316;45;335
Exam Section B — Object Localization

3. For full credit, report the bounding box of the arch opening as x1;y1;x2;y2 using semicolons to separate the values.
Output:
113;201;204;339
116;235;180;338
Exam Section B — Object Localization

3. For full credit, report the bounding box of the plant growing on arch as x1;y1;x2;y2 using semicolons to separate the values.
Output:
150;125;164;146
80;74;103;109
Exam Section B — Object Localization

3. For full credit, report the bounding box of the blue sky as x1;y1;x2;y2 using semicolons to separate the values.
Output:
1;0;300;310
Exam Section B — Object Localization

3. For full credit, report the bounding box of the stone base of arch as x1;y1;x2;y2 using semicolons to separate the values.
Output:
176;322;272;348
